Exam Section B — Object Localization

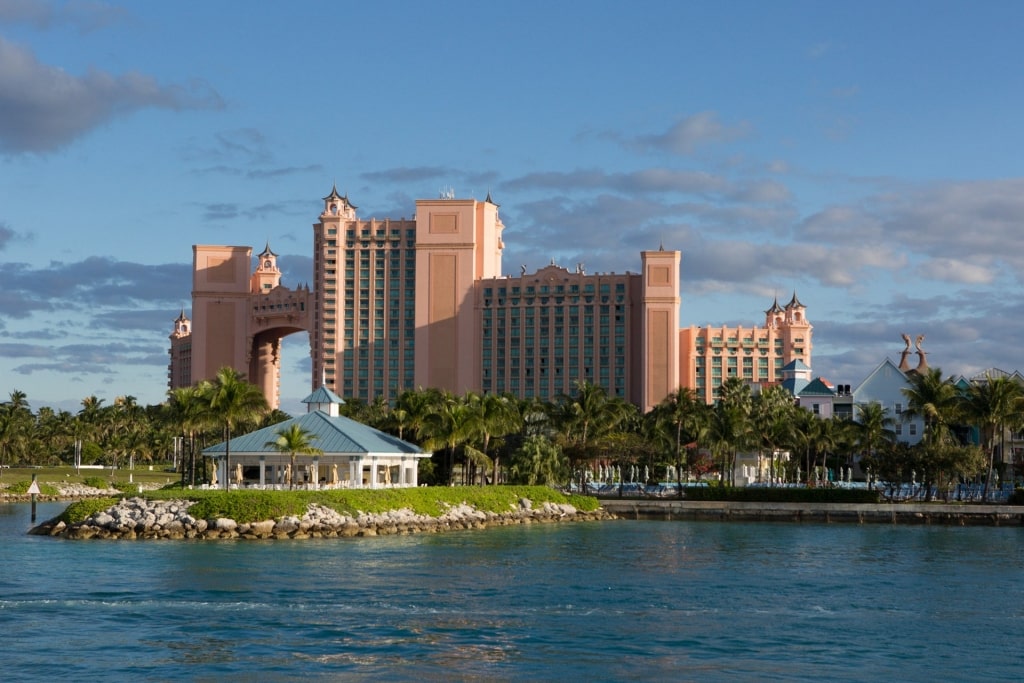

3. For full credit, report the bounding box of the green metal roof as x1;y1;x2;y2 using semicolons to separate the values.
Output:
798;377;835;396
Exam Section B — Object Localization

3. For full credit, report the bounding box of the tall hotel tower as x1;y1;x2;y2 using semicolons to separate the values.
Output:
312;186;680;411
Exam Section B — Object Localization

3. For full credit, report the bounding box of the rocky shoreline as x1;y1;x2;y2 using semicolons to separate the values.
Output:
1;482;160;503
29;496;615;540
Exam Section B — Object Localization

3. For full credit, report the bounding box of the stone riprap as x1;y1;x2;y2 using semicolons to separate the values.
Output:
30;497;614;540
1;482;161;502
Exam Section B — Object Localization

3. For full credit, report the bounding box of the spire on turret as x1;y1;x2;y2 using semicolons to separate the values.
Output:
764;297;784;328
323;184;357;216
323;184;342;202
171;309;191;338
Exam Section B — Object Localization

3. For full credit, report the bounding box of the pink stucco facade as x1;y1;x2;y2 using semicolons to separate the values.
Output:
679;294;813;403
171;186;811;412
169;244;313;409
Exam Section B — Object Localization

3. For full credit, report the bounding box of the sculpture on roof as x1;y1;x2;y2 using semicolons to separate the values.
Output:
915;334;929;373
899;333;929;374
899;333;913;372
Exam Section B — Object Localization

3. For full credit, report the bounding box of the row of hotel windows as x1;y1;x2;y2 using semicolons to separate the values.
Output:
253;301;306;313
482;304;624;319
483;283;626;296
323;227;416;238
484;295;626;307
482;354;621;367
698;336;805;344
320;238;417;249
482;376;626;398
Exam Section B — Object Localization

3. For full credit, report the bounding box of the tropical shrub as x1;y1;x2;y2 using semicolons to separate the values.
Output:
57;497;120;524
6;480;60;496
83;476;111;490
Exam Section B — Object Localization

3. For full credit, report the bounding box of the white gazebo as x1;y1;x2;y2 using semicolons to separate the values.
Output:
202;386;430;489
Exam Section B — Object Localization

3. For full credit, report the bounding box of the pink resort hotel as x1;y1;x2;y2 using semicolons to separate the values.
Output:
169;187;813;411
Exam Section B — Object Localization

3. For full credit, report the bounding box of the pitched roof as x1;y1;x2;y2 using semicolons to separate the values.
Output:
203;410;425;457
799;377;836;396
302;385;345;406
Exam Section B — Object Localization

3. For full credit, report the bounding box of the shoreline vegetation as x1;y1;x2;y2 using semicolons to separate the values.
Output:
26;486;611;540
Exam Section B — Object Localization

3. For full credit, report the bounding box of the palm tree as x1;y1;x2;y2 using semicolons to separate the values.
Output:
167;386;207;486
902;368;960;445
508;434;567;485
752;385;796;485
464;392;521;485
394;388;440;444
202;367;269;489
902;367;960;500
651;387;708;493
554;381;630;491
109;395;143;473
35;408;75;466
265;423;322;489
789;409;820;484
711;378;753;485
0;405;21;475
0;391;33;472
856;402;895;485
962;374;1023;500
419;390;472;485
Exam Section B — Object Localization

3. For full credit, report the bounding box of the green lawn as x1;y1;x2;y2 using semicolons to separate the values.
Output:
0;465;180;489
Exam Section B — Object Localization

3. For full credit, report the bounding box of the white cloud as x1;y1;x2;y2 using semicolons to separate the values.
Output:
915;257;995;285
0;0;128;32
798;178;1024;284
633;112;751;155
0;36;223;153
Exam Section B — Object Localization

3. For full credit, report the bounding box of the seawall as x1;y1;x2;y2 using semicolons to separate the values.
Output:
600;499;1024;526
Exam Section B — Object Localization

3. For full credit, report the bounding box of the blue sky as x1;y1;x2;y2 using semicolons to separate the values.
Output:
3;0;1024;415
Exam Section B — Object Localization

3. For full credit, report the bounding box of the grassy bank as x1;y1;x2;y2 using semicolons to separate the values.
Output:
0;465;177;489
58;485;599;525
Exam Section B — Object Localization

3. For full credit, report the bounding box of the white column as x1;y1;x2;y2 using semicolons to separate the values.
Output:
312;457;320;490
259;456;266;488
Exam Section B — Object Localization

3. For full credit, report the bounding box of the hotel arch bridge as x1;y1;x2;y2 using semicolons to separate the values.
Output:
202;386;430;490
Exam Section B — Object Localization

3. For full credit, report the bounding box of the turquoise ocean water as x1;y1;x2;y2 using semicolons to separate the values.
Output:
2;502;1022;682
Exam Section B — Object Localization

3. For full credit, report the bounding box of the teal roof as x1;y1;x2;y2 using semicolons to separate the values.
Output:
781;359;812;372
203;410;424;457
302;385;345;405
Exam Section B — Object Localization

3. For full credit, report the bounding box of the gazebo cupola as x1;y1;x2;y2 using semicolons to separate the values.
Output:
301;385;346;417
